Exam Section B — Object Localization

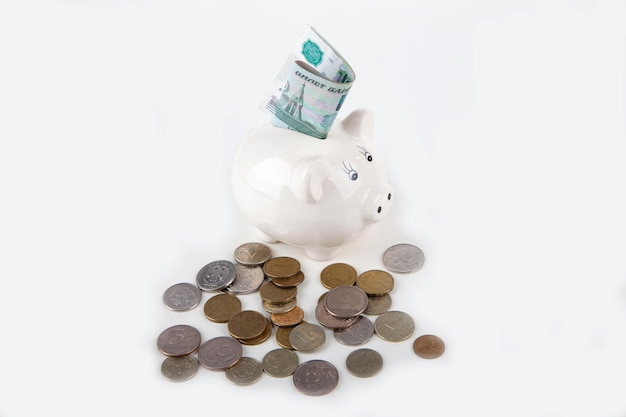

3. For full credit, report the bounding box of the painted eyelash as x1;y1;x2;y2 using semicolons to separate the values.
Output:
343;161;358;181
357;145;373;162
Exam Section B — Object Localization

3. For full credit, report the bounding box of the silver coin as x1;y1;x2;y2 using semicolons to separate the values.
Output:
156;324;202;357
289;322;326;352
262;348;300;378
323;285;368;318
196;260;237;292
382;243;425;273
162;282;202;311
315;301;358;329
197;336;243;370
345;348;383;378
374;310;415;342
234;242;272;266
293;360;339;396
227;264;265;294
160;355;198;382
364;294;392;315
333;315;374;346
225;356;263;386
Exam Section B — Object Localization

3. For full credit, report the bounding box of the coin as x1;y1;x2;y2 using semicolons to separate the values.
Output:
237;318;273;346
225;356;263;386
227;310;269;342
197;336;243;371
160;355;198;382
345;348;383;378
263;256;301;279
234;242;272;266
227;264;265;294
374;310;415;342
275;325;298;350
323;285;368;318
333;315;374;346
364;294;392;315
196;260;237;292
289;322;326;352
320;262;357;289
259;280;297;304
203;293;242;323
162;282;202;311
262;298;298;314
271;305;304;327
356;270;394;296
262;348;300;378
413;334;445;359
293;360;339;396
271;270;305;288
156;324;202;357
383;243;424;273
315;301;358;329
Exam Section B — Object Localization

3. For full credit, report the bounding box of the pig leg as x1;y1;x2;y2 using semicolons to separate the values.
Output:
257;228;278;243
305;247;337;262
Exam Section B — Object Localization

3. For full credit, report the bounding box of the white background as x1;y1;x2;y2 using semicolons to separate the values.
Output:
1;1;625;416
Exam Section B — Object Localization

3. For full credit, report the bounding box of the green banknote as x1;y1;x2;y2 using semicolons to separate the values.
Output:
262;26;355;139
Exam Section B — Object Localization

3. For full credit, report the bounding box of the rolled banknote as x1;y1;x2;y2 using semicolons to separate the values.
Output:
262;26;355;139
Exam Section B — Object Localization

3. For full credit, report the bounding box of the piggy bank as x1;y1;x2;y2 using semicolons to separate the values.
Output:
230;109;393;261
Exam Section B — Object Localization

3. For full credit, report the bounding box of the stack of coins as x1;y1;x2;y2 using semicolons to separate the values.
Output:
260;256;302;314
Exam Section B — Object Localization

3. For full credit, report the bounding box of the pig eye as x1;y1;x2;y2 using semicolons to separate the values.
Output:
343;161;358;181
357;145;373;162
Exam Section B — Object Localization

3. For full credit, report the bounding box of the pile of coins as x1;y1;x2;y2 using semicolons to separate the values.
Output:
157;241;444;394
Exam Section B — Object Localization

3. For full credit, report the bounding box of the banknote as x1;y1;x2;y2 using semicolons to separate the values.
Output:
262;26;355;139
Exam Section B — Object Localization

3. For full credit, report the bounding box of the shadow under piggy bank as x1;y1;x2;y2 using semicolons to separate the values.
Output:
231;109;393;261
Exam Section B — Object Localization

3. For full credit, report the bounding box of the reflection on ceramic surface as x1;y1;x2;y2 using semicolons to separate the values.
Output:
231;109;393;260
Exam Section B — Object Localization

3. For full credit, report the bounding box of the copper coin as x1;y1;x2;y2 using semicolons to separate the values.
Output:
271;306;305;327
263;256;301;279
262;298;298;314
227;310;269;341
203;293;242;323
197;336;243;370
271;270;305;288
259;280;297;304
238;318;273;345
234;242;272;266
276;324;299;350
157;324;202;357
323;285;368;318
413;334;445;359
356;269;394;296
320;262;357;289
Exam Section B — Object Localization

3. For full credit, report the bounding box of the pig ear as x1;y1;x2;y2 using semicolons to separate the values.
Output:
341;108;375;142
289;156;332;203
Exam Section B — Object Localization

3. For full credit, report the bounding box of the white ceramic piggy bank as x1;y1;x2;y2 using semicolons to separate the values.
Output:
231;109;393;261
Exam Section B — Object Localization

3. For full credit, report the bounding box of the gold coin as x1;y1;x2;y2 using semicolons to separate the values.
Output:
275;325;298;350
203;293;242;323
320;262;357;289
262;298;298;314
259;281;297;304
263;256;301;279
271;270;305;288
238;318;273;345
227;310;268;341
270;306;304;327
356;269;395;296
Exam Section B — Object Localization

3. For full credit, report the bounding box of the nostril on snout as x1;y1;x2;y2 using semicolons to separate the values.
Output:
387;193;391;200
377;206;382;213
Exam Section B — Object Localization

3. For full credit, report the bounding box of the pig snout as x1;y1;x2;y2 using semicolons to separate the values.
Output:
362;182;393;223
